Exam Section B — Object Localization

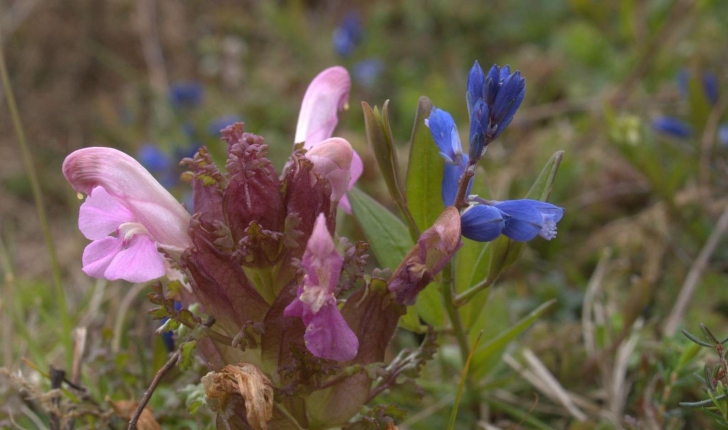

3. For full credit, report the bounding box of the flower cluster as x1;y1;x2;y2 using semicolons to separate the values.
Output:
63;66;463;428
428;61;563;243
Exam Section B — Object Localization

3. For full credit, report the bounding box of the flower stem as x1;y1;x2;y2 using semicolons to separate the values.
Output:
0;31;72;367
440;264;473;386
453;276;496;307
452;163;476;210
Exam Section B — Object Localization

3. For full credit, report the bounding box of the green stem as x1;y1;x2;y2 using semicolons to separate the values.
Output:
441;264;473;385
454;276;496;307
0;31;72;367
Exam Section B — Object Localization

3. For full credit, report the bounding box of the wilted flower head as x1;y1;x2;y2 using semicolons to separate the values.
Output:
389;207;462;305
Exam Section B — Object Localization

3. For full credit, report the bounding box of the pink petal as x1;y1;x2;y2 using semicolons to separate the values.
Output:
307;138;353;204
295;67;351;149
63;147;191;250
336;150;363;214
303;303;359;362
104;235;166;283
82;236;124;279
348;150;363;190
302;214;343;291
79;186;135;240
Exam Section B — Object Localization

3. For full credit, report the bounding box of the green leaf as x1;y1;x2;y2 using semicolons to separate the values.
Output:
178;340;198;372
349;187;413;271
405;96;444;239
471;299;556;379
416;281;445;327
399;305;422;332
485;151;564;285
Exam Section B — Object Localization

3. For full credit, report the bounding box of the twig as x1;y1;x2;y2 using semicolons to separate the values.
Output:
663;203;728;336
49;367;65;430
127;350;180;430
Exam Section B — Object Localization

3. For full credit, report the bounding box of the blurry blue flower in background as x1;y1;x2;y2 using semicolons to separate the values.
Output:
168;81;204;109
161;301;182;352
718;124;728;147
677;69;719;105
207;114;243;136
332;12;362;57
652;116;692;138
137;143;182;188
352;59;384;88
138;143;172;172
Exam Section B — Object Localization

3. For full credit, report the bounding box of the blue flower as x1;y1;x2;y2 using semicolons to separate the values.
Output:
353;59;384;87
677;69;719;105
460;205;505;242
332;12;362;57
495;199;563;241
652;116;692;138
718;124;728;147
426;108;473;206
138;143;171;172
160;301;182;352
168;82;204;109
442;156;472;207
427;108;463;164
461;199;564;242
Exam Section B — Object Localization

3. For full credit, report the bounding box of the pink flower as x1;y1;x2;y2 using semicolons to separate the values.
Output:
63;147;192;283
306;138;354;204
295;66;363;213
283;214;358;361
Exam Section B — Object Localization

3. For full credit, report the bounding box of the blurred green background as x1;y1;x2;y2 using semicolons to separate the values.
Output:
2;0;728;428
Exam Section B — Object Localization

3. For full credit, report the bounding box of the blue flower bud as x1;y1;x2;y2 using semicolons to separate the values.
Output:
460;204;506;242
652;116;692;138
468;99;489;161
427;108;463;165
466;61;486;116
